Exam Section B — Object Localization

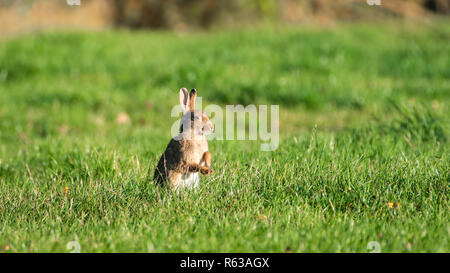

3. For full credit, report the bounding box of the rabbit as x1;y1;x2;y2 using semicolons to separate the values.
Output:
153;88;214;190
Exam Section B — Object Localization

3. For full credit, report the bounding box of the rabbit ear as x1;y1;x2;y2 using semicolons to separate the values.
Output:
179;88;189;113
189;88;197;111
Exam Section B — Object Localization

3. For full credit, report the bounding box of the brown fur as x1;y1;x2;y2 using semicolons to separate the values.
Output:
153;88;214;189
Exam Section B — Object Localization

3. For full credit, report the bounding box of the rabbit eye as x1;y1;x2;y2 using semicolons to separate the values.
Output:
191;114;200;121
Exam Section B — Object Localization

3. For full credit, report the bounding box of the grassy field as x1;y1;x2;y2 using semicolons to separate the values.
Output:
0;20;448;252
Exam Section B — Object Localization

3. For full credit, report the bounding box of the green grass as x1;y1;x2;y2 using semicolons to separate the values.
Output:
0;20;449;252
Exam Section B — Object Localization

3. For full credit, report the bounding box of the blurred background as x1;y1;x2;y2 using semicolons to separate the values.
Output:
0;0;449;35
0;0;448;140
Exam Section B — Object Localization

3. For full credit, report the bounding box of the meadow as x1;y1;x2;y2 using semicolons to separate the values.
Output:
0;20;448;252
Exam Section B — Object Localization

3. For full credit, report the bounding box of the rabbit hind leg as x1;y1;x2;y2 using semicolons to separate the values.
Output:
168;171;182;189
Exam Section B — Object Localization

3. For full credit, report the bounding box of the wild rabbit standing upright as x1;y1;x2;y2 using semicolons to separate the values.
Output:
153;88;214;190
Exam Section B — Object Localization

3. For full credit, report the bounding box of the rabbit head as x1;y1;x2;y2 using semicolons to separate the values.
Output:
179;88;214;137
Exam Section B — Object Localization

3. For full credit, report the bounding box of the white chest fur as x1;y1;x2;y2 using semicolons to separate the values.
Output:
178;172;199;190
